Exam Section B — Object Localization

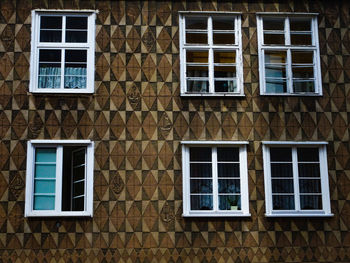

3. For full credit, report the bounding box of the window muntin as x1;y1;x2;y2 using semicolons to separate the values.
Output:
180;13;243;96
262;142;332;217
182;142;249;217
257;15;322;95
25;140;94;217
30;11;95;93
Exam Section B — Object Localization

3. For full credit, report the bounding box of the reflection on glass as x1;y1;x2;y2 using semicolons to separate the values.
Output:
187;80;209;92
292;51;313;64
187;51;208;63
218;163;240;178
265;66;286;78
38;49;61;89
272;179;294;193
190;163;212;178
291;34;312;45
263;18;285;30
300;195;322;209
292;67;313;79
213;33;235;44
186;33;208;44
191;195;213;210
219;195;241;210
272;195;295;210
187;65;208;77
218;179;240;193
266;80;287;93
214;51;235;63
299;179;321;193
190;147;211;161
217;147;239;161
215;80;237;92
265;51;286;64
190;179;213;193
213;18;234;30
186;18;207;30
293;81;315;92
298;164;320;178
271;163;293;178
270;148;292;162
297;148;319;161
264;34;285;45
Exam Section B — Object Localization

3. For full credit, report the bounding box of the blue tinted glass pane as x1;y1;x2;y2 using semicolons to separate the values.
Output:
34;180;55;194
36;148;56;162
190;195;213;210
35;164;56;179
34;196;55;210
219;195;241;210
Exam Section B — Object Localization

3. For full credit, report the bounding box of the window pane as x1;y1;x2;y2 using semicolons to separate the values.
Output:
293;81;315;93
187;80;209;92
187;65;208;77
186;33;207;44
299;179;321;193
272;179;294;193
213;18;234;30
266;80;287;93
73;166;85;181
265;51;286;64
265;66;286;78
290;18;311;31
35;164;56;179
298;163;320;178
190;163;212;178
215;80;237;92
41;16;62;29
34;180;55;194
300;195;322;210
264;33;285;45
218;163;240;178
191;195;213;210
40;16;62;42
263;18;285;30
186;18;207;30
292;51;313;64
187;51;208;63
292;67;313;79
73;181;85;196
38;50;61;89
271;163;293;178
190;179;212;193
214;66;236;78
219;195;241;210
190;147;211;161
66;16;87;29
218;179;240;193
272;195;295;210
213;33;235;44
72;196;84;211
66;16;88;42
297;148;319;161
36;148;56;162
64;50;87;89
34;196;55;210
270;147;292;162
291;34;312;45
217;147;239;161
214;51;236;63
73;149;85;166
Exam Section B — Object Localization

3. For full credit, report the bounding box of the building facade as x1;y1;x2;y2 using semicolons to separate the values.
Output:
0;0;350;262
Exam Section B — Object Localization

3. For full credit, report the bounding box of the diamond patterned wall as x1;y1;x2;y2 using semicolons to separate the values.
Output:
0;0;350;262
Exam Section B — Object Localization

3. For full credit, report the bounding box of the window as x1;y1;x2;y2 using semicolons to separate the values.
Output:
30;10;96;93
182;142;250;217
257;14;322;95
25;140;94;217
262;142;332;217
179;12;244;96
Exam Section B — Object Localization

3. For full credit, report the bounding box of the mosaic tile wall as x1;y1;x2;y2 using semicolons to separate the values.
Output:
0;0;350;262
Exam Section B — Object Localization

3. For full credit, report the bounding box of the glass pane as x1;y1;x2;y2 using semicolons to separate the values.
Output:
299;179;321;193
218;179;240;193
187;51;208;63
214;51;236;63
38;50;61;89
187;80;209;92
298;163;320;178
34;180;55;194
217;147;239;161
218;163;240;178
35;164;56;179
190;147;211;161
297;148;319;162
271;163;293;178
300;195;322;210
186;18;207;30
73;166;85;181
290;18;311;31
293;81;315;93
215;80;237;92
265;51;286;64
190;163;212;178
40;16;62;42
272;179;294;193
72;196;84;211
272;195;295;210
64;50;87;89
36;148;56;162
73;181;85;196
214;66;236;78
266;80;287;93
73;149;85;166
292;51;313;64
186;33;207;44
292;67;313;79
34;196;55;210
187;65;208;77
263;18;285;30
270;148;292;161
219;195;241;210
66;16;88;43
66;16;87;29
213;33;235;44
213;18;234;30
264;33;285;45
291;34;312;45
191;195;213;210
190;179;212;193
66;31;87;43
265;66;286;78
41;16;62;29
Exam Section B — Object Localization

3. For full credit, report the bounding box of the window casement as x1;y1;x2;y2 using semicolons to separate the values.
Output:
179;12;244;97
257;13;322;95
25;140;94;217
30;10;96;93
262;142;332;217
182;141;250;217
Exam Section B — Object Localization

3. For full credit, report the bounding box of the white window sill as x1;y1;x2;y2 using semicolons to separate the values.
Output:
30;89;94;94
25;211;93;217
265;212;334;217
181;93;245;97
183;212;251;217
260;92;322;96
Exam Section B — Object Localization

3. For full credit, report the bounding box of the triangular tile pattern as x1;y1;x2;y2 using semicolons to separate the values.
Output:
0;0;349;262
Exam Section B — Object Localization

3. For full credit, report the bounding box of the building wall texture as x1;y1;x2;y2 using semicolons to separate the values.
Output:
0;0;350;262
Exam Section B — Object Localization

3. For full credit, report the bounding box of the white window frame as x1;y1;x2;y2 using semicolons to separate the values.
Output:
179;11;244;97
25;140;94;217
257;13;322;96
262;141;333;217
182;141;250;217
29;10;96;94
